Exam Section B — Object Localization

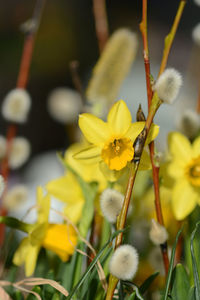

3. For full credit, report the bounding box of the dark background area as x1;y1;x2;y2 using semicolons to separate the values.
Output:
0;0;198;160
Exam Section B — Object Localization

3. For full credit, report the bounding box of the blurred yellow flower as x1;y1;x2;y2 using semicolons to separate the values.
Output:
13;187;77;276
46;171;84;224
75;100;159;172
164;132;200;220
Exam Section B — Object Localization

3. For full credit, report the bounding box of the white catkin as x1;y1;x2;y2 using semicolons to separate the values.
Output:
100;188;124;223
176;109;200;139
0;175;5;198
193;0;200;6
153;68;182;104
47;88;82;124
149;219;168;245
86;28;138;105
0;135;6;159
1;88;31;123
9;137;31;169
192;23;200;47
3;184;28;211
109;244;139;280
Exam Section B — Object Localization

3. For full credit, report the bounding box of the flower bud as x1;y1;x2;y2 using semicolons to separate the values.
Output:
2;184;28;211
2;88;31;123
149;219;168;245
153;68;182;104
109;244;139;280
0;175;5;198
100;188;124;223
192;23;200;47
176;109;200;139
0;136;6;160
47;88;82;124
194;0;200;6
86;29;138;105
9;137;31;169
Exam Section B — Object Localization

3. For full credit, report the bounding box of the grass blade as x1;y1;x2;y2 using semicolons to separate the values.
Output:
190;221;200;300
66;228;127;300
163;228;182;300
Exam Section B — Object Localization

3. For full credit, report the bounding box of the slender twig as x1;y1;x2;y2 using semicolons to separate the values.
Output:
158;0;186;77
69;60;86;104
140;0;169;275
196;80;200;114
106;94;162;300
93;0;109;53
139;0;152;111
0;0;46;245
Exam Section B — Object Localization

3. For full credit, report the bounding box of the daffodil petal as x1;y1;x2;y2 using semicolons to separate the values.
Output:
64;201;85;224
25;244;41;276
168;132;192;162
73;145;101;164
172;179;197;220
139;149;151;170
107;100;132;135
167;160;185;179
145;124;160;145
124;121;144;142
46;173;82;204
37;187;50;224
13;237;29;266
79;113;110;146
192;136;200;157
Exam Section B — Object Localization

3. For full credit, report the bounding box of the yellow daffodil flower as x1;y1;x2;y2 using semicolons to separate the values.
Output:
164;132;200;220
64;142;107;191
13;187;77;276
75;100;159;173
46;171;84;224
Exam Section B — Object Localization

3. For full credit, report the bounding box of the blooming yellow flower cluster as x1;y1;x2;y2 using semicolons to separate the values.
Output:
13;187;77;276
164;132;200;220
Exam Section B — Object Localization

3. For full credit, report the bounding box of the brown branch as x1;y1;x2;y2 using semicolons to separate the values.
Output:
93;0;109;53
140;0;169;275
196;80;200;114
139;0;152;111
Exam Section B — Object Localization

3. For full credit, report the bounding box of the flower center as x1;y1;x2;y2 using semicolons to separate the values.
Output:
186;156;200;187
101;138;134;170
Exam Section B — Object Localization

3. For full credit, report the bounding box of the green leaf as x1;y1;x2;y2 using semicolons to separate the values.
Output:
171;264;190;300
188;286;196;300
127;292;136;300
52;293;60;300
163;228;182;300
121;281;144;300
190;221;200;300
139;272;159;294
66;228;127;300
81;247;112;299
26;286;42;299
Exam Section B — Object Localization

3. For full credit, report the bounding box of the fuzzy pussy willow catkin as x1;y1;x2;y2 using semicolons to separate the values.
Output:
86;29;138;104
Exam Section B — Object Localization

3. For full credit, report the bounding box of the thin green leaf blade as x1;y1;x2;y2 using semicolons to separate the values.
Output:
190;221;200;300
139;272;159;294
171;264;190;300
163;228;182;300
